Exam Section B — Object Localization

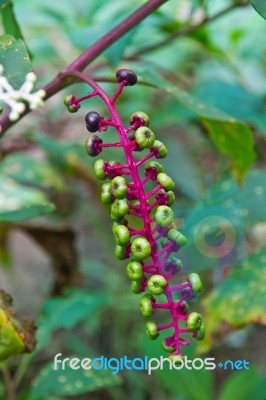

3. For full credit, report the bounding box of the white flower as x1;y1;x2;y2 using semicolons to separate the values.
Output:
0;65;46;122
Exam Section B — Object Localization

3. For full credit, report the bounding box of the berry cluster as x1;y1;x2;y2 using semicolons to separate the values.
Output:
64;69;205;359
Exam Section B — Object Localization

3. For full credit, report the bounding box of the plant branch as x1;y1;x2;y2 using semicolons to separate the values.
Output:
0;0;168;137
129;1;250;58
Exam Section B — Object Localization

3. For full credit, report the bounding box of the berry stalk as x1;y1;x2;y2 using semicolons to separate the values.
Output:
62;69;205;358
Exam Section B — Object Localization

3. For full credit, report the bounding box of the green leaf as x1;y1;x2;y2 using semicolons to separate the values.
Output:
200;247;266;352
28;358;122;400
0;1;25;41
0;34;31;88
0;176;55;222
219;369;257;400
36;289;106;350
251;0;266;20
0;153;64;191
137;69;256;182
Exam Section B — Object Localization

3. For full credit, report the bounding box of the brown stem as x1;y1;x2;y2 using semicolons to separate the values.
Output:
0;0;168;137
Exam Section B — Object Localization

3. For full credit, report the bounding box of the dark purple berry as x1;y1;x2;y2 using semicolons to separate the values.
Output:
116;69;137;86
85;111;101;132
84;135;103;157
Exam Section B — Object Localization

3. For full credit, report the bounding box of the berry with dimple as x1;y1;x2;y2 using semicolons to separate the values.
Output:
126;260;143;280
140;294;154;317
151;140;168;158
147;274;167;295
194;323;205;341
155;205;174;227
111;199;129;220
135;127;155;149
85;135;103;157
157;173;175;191
187;312;203;332
85;111;101;132
114;224;130;245
131;238;151;260
116;69;137;86
101;182;112;204
131;280;142;294
111;176;128;199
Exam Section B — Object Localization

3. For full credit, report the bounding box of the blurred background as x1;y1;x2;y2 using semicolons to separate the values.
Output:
0;0;266;399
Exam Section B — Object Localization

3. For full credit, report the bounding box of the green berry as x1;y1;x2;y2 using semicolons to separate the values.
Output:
165;256;183;274
167;229;187;246
113;224;130;245
167;191;175;206
140;294;154;317
111;176;128;199
145;321;159;340
147;274;167;295
189;273;203;294
168;354;184;365
101;182;112;204
131;238;151;260
111;199;129;220
115;244;127;260
155;205;174;227
126;261;143;280
194;322;205;341
187;312;203;332
131;280;142;294
157;173;175;191
64;95;79;113
130;111;150;127
94;159;106;180
162;339;176;353
152;140;168;158
135;127;155;149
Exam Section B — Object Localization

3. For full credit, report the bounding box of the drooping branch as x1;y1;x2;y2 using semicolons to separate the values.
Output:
0;0;168;137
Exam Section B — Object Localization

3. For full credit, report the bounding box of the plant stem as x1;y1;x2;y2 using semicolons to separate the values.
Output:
0;0;168;137
1;364;15;400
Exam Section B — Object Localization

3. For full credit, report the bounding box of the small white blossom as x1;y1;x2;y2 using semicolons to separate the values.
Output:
0;65;46;122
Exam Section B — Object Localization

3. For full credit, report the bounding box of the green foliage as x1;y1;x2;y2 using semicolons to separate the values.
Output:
201;247;266;352
251;0;266;20
0;1;26;42
0;34;31;87
0;176;55;221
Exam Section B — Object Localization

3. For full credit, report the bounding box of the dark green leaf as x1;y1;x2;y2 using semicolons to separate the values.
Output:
0;34;31;88
0;1;25;41
251;0;266;20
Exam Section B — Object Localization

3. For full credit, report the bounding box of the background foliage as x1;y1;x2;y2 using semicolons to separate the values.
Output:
0;0;266;399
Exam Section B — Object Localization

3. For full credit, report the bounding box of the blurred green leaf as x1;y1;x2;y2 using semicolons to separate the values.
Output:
251;0;266;20
219;369;257;400
200;247;266;352
137;69;256;182
28;358;122;399
0;176;55;221
0;1;25;41
0;153;64;191
0;34;31;88
36;289;106;350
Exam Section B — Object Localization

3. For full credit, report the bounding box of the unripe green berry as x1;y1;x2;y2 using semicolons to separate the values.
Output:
131;238;151;260
130;111;150;127
126;261;143;280
101;182;112;204
114;224;130;245
115;244;127;260
167;191;175;206
145;321;159;340
187;312;203;332
64;95;79;113
189;273;203;294
162;339;176;353
167;229;187;246
111;176;128;199
111;199;129;220
147;274;167;295
94;159;106;180
131;280;142;294
155;205;174;227
140;294;154;317
165;256;183;274
157;173;175;191
194;322;205;341
135;127;155;149
152;140;168;158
